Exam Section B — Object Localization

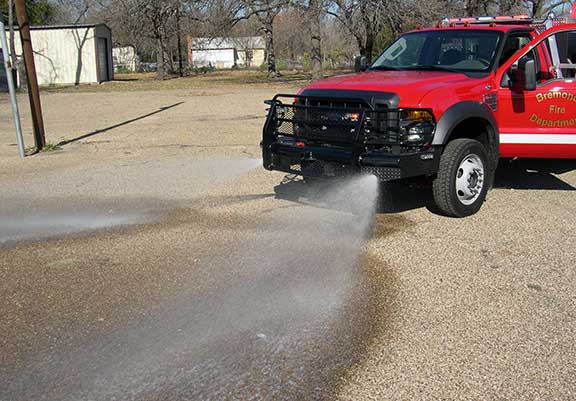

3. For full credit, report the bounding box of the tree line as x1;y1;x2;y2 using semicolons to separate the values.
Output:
2;0;574;81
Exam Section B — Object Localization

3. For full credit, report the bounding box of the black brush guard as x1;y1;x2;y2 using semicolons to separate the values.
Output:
262;94;440;181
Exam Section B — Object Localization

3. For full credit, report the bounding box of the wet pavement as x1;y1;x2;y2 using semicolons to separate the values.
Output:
0;160;385;401
0;211;147;245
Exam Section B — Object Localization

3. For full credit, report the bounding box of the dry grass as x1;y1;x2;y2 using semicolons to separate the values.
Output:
41;70;352;93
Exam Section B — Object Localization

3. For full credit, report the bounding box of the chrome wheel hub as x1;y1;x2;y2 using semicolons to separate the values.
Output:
456;154;484;205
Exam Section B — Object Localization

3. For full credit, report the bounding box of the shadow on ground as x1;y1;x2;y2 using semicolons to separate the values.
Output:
274;159;576;215
58;102;184;146
274;175;435;215
495;158;576;191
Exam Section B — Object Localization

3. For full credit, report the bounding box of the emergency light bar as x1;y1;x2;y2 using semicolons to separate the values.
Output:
442;15;533;26
571;1;576;20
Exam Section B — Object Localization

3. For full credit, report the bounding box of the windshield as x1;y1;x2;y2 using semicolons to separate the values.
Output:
371;30;503;73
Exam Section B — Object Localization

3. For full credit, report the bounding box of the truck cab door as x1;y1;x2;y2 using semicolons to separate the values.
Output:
496;27;576;159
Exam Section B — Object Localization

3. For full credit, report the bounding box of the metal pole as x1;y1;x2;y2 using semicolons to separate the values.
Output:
14;0;46;151
0;12;25;158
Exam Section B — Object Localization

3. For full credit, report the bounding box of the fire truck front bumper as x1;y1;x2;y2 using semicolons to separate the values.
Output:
263;143;442;182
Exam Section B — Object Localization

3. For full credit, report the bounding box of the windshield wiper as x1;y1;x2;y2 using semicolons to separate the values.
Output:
368;65;400;71
401;65;465;73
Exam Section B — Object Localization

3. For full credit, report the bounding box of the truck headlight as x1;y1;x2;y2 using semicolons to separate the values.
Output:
399;110;435;145
400;110;434;122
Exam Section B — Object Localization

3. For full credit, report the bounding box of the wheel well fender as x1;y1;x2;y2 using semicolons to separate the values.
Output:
432;101;499;169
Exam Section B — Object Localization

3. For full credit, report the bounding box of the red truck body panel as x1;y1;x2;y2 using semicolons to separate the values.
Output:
301;22;576;159
495;24;576;158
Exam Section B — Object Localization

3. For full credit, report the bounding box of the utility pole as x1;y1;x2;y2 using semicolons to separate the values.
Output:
14;0;46;151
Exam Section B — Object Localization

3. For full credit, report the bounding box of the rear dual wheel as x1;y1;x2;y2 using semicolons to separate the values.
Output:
433;138;490;218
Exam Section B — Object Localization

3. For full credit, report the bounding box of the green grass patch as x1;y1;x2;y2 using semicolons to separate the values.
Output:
25;142;62;155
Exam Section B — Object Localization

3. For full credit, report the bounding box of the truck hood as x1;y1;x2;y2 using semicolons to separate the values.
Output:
304;71;472;106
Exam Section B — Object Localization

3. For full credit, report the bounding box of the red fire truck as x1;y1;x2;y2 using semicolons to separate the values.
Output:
262;5;576;217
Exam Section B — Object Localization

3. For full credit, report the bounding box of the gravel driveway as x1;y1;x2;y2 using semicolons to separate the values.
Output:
1;80;575;400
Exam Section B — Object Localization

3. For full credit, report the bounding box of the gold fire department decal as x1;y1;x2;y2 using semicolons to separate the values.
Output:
530;91;576;127
536;91;576;103
530;114;576;127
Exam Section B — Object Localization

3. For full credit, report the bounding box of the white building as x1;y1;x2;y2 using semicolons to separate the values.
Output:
2;24;113;87
113;46;140;73
188;37;265;69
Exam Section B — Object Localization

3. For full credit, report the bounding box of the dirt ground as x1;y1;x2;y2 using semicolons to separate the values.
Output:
1;72;575;400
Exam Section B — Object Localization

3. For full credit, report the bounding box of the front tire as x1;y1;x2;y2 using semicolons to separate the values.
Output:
433;138;490;217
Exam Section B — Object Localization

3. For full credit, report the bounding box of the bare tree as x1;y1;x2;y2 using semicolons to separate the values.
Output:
243;0;288;76
308;0;322;80
107;0;181;80
499;0;519;14
464;0;571;18
53;0;108;23
202;0;247;35
142;2;177;80
321;17;357;68
292;0;323;79
328;0;456;63
465;0;496;15
524;0;572;17
326;0;405;63
273;9;308;63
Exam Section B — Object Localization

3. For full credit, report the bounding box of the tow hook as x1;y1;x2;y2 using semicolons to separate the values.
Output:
302;151;316;162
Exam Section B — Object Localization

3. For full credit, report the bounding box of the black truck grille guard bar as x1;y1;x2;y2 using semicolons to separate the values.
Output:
263;94;431;147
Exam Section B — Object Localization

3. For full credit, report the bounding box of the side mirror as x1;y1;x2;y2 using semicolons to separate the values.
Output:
501;71;511;88
354;55;368;72
508;58;537;91
520;58;537;91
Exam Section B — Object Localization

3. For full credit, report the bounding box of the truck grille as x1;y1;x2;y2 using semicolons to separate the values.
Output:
273;103;365;144
363;107;401;144
267;95;401;145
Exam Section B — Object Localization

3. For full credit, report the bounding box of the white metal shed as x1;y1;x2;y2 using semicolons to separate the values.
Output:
2;23;113;87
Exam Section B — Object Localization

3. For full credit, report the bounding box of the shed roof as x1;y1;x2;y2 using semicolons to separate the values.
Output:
6;23;111;31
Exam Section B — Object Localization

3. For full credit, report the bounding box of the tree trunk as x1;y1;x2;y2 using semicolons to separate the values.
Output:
356;34;367;61
155;36;165;81
466;0;483;16
499;0;517;14
309;0;323;81
364;29;374;64
263;23;278;77
531;0;544;17
176;7;183;77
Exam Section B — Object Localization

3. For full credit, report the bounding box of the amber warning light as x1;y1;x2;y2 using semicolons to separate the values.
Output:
346;112;361;122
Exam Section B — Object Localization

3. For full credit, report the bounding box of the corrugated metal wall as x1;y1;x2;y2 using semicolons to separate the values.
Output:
5;25;113;86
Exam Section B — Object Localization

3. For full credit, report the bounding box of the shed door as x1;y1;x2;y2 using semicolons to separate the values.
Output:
97;38;109;82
